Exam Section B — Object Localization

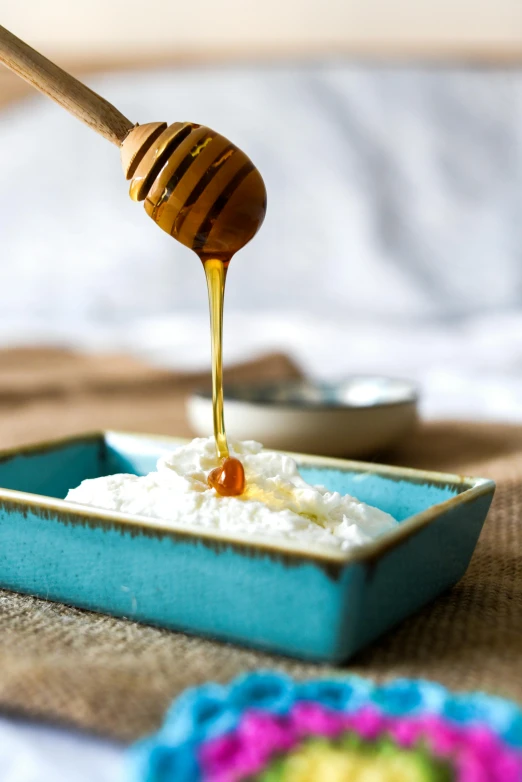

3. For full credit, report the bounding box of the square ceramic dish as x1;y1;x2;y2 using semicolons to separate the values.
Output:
0;432;494;663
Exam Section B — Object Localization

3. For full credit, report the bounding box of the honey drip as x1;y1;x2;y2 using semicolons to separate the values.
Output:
208;456;245;497
202;256;245;496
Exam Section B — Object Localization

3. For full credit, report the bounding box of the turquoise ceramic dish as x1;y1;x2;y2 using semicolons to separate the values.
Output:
0;431;494;663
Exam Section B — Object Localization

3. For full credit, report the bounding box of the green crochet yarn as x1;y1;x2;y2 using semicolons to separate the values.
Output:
253;734;453;782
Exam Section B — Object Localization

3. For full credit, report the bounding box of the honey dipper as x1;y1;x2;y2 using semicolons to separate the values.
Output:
0;25;267;257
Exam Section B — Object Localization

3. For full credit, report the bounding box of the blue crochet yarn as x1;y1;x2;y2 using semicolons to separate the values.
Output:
228;671;296;715
161;683;238;743
130;739;200;782
501;712;522;749
371;678;447;716
440;692;522;748
296;675;372;712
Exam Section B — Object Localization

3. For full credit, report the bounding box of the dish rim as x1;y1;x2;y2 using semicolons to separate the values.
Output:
0;430;495;570
190;375;419;412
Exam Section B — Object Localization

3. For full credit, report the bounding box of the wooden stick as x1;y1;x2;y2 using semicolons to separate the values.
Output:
0;25;134;145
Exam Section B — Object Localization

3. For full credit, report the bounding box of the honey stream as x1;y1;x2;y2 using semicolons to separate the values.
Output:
202;256;245;496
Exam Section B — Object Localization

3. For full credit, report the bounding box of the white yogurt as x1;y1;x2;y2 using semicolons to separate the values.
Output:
66;437;397;552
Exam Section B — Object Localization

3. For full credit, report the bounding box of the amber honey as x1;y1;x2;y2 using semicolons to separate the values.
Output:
199;255;242;495
207;456;245;497
202;258;229;459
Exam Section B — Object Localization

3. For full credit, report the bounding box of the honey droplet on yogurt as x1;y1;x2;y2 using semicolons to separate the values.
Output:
208;457;245;497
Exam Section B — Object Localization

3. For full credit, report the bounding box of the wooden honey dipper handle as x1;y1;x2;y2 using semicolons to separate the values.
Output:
0;25;134;145
0;25;267;258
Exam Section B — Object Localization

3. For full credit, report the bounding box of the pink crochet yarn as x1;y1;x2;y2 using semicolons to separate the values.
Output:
199;703;522;782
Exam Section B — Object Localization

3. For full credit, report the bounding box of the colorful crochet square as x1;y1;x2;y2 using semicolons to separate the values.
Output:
129;674;522;782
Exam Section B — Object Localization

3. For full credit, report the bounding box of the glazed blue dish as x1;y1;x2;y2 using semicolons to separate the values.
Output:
0;432;494;662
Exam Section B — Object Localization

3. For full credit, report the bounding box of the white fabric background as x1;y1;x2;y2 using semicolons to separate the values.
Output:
0;717;123;782
1;63;521;422
0;62;520;779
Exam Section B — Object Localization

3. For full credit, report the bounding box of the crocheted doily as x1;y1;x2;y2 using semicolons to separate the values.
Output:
130;673;522;781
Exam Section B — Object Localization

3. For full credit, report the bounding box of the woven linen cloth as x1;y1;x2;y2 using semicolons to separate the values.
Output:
0;348;521;742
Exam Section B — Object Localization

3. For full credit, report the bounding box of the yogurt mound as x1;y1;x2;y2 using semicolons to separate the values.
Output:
66;437;397;552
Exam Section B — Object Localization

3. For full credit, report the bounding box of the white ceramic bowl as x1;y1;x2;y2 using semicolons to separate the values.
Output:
187;376;419;457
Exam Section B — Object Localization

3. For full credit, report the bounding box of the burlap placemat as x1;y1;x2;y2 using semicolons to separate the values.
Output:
0;348;521;743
